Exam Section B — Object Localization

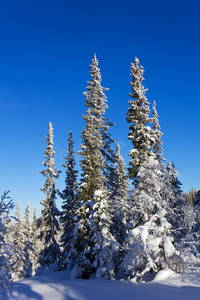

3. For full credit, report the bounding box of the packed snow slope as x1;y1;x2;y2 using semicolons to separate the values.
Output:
1;261;200;300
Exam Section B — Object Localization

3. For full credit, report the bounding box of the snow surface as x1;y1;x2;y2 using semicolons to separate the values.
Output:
1;259;200;300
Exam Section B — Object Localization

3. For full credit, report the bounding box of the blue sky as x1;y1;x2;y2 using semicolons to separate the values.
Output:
0;0;200;215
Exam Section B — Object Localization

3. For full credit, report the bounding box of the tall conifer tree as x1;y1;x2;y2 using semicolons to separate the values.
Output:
58;130;78;270
39;122;60;267
67;55;119;279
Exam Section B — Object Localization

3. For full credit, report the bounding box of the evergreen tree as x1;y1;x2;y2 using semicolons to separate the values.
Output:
111;143;129;245
65;56;119;278
11;202;26;281
0;191;14;291
126;57;154;183
58;130;79;270
69;190;120;279
22;202;33;277
31;206;40;274
85;190;120;279
152;100;165;165
162;162;183;208
171;162;183;198
115;143;129;201
79;54;107;201
122;156;183;281
162;163;197;262
39;122;60;267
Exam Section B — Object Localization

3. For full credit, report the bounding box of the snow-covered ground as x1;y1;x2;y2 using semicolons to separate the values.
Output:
1;260;200;300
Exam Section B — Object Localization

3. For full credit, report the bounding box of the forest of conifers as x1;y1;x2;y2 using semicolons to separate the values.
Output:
1;55;199;291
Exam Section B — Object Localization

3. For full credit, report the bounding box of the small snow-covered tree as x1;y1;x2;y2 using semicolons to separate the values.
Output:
162;162;183;209
70;190;120;279
122;156;183;281
31;206;40;274
22;202;33;277
111;143;129;245
79;54;107;202
86;190;120;279
163;163;197;262
39;122;60;268
11;202;26;281
58;130;79;271
170;162;183;199
114;143;129;202
126;57;154;183
0;191;14;291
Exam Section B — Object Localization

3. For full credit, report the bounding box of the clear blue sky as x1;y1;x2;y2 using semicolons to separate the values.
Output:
1;0;200;215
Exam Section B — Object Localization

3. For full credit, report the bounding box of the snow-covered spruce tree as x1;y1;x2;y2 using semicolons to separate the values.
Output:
126;57;154;183
162;162;183;208
30;206;40;274
0;191;14;291
152;100;165;167
39;122;60;268
58;130;79;271
70;189;120;279
79;54;108;202
111;143;129;245
163;163;197;261
68;56;120;278
114;143;129;203
11;202;27;281
22;202;33;277
122;156;184;281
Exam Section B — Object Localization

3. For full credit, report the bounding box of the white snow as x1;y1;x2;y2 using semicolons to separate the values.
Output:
2;260;200;300
128;221;150;244
164;236;176;259
94;190;104;197
129;148;137;155
153;268;178;282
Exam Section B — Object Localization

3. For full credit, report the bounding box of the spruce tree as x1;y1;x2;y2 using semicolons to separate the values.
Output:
22;202;33;277
115;143;129;201
162;162;183;208
111;143;129;245
39;122;60;268
0;191;14;291
11;202;26;281
31;206;40;274
84;190;120;279
126;57;154;183
69;190;120;279
122;156;183;281
67;56;119;278
79;54;107;201
58;130;78;270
